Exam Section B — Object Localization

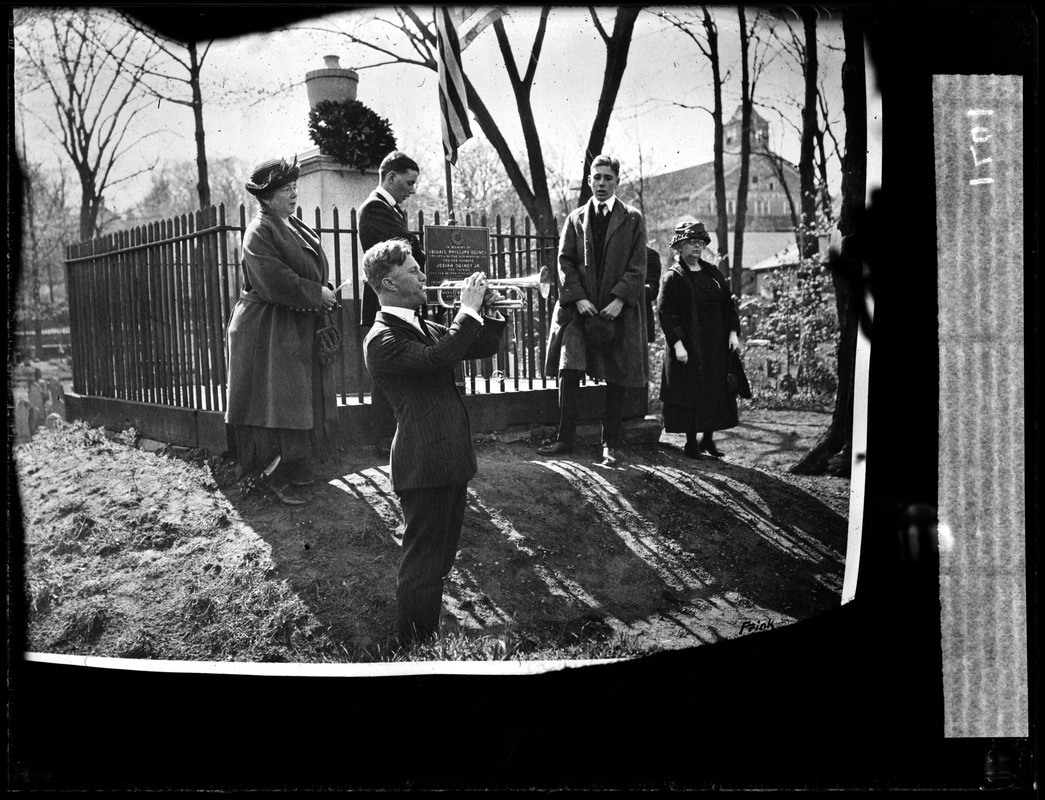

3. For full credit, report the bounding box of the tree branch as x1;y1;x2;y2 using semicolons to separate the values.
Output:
588;7;609;43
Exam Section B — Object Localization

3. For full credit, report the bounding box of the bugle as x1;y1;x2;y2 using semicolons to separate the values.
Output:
429;266;552;310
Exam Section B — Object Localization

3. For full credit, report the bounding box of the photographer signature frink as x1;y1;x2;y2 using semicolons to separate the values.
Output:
739;619;780;635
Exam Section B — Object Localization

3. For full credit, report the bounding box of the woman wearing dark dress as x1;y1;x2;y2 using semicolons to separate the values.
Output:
657;220;741;460
225;156;339;505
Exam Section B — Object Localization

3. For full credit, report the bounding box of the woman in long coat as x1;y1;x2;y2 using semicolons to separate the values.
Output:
657;220;741;459
225;156;339;504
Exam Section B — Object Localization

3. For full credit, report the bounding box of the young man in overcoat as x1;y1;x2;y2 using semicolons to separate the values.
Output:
538;154;649;467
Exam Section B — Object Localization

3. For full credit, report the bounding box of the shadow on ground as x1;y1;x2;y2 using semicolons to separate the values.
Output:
221;417;849;660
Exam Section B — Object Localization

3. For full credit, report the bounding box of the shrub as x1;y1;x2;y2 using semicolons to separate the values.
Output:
748;256;839;399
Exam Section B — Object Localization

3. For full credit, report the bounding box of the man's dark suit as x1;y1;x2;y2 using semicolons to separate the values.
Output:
358;191;428;444
363;308;505;644
358;192;426;327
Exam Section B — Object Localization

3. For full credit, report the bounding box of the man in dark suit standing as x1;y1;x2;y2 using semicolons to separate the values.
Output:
359;152;426;327
538;154;649;467
362;239;506;647
359;152;427;454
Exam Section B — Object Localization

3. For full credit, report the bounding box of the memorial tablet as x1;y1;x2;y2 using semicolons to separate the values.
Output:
423;225;491;284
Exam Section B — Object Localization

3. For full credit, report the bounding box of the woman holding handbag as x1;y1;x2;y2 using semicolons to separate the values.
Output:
225;156;340;505
657;220;742;460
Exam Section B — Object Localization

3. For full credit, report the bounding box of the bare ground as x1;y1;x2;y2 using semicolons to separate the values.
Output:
12;393;849;663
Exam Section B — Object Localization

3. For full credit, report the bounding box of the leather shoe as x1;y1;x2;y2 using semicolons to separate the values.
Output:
683;444;706;460
701;441;725;458
537;441;574;456
600;446;624;466
263;475;307;506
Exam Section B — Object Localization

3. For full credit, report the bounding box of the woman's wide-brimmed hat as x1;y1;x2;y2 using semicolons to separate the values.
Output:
245;156;300;197
670;220;712;248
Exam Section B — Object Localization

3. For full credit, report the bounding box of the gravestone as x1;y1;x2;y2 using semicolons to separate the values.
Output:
27;380;45;413
15;399;31;442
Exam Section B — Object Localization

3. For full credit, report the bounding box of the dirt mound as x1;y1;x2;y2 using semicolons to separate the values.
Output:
14;410;849;662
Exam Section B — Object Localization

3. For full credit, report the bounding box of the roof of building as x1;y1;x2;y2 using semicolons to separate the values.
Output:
748;242;802;271
636;150;801;201
748;235;833;272
727;106;771;127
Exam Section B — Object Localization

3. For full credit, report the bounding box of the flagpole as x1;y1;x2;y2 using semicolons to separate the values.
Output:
436;7;471;227
445;159;456;226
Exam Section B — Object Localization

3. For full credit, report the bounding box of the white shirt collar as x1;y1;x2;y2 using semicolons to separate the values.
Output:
381;305;423;330
592;195;617;214
381;304;483;330
375;185;398;208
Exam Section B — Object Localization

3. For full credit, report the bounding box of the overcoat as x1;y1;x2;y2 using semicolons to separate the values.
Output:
544;198;649;387
644;246;662;343
225;208;335;431
364;310;505;492
358;191;426;327
657;259;740;431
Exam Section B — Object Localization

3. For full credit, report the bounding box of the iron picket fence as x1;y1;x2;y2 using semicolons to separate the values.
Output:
64;204;561;412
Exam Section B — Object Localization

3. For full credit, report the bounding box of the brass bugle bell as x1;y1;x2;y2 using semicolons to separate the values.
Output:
430;265;552;309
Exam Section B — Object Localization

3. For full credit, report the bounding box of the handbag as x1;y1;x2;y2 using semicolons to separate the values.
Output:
727;349;752;399
314;312;343;365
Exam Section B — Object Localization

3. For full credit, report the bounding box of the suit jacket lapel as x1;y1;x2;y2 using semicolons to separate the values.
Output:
377;311;428;342
581;200;596;271
603;200;626;245
374;191;405;221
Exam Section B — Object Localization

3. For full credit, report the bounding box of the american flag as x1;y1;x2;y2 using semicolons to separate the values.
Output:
435;7;473;165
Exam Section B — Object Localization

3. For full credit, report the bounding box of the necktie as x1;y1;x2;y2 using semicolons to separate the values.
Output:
598;202;607;219
416;310;432;340
394;204;406;221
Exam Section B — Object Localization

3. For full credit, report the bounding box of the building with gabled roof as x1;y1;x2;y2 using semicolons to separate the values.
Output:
619;106;809;283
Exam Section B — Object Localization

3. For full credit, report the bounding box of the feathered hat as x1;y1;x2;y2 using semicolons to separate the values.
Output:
245;156;300;197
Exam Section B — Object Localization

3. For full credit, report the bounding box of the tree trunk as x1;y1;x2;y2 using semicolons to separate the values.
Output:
731;7;752;296
798;8;819;260
189;42;211;210
79;186;102;242
464;77;555;236
816;129;834;223
790;9;865;477
577;7;642;207
705;7;730;275
765;153;801;245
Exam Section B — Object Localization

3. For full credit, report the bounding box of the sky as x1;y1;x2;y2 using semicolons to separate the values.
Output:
13;5;847;216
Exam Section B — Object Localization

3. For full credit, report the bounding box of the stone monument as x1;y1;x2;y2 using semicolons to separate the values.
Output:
296;55;380;319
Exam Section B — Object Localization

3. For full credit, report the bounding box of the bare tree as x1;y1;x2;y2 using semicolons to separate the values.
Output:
791;9;865;477
575;7;642;207
766;12;843;244
655;7;732;275
731;7;775;294
411;138;528;223
124;155;252;226
815;82;841;223
16;9;164;241
763;150;801;233
111;12;215;209
798;7;819;260
15;9;162;241
17;156;76;308
294;7;640;233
